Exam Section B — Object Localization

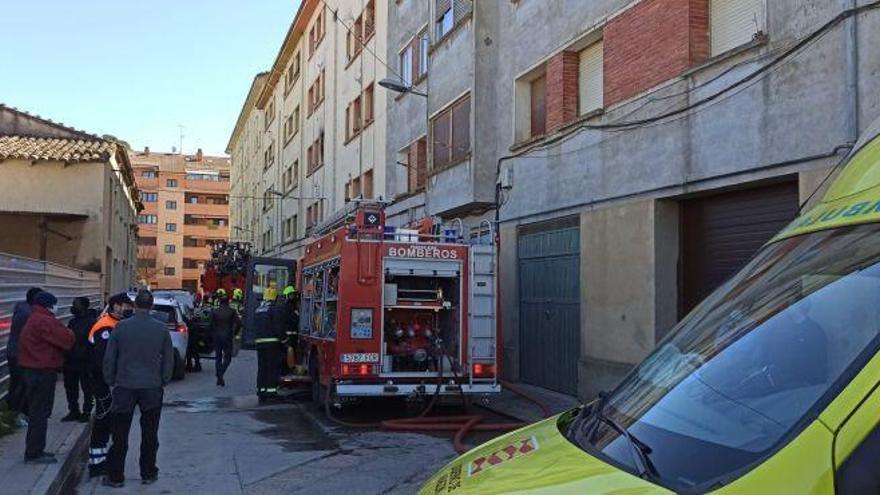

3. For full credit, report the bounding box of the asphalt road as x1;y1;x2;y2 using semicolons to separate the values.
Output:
72;351;500;495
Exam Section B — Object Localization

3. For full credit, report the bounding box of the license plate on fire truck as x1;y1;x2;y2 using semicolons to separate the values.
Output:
341;353;380;363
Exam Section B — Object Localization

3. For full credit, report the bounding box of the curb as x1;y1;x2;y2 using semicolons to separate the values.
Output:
33;422;91;495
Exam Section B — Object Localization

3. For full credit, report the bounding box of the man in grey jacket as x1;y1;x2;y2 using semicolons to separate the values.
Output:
102;290;173;488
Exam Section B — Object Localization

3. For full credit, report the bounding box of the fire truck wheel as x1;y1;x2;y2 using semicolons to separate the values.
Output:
309;354;325;406
172;350;186;381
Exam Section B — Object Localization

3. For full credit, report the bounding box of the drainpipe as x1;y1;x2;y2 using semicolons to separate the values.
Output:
845;0;860;140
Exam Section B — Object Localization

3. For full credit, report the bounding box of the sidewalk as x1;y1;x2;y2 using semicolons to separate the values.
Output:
483;381;582;423
0;379;90;495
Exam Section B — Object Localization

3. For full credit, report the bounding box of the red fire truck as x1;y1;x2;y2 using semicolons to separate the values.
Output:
299;200;500;404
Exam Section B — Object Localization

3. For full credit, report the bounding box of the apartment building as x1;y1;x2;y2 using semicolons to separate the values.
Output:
231;0;880;399
228;0;388;260
132;149;231;292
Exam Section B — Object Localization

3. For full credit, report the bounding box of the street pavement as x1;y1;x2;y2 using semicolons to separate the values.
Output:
75;351;460;495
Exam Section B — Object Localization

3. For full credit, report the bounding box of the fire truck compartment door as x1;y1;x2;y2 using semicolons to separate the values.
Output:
384;259;460;277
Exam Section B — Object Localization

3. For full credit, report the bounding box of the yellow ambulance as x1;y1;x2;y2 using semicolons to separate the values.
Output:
420;126;880;494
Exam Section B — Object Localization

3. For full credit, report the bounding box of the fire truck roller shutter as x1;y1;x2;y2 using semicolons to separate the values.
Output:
383;259;460;277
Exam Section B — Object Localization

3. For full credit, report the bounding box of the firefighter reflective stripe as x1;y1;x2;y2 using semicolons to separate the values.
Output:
255;337;280;344
89;447;108;465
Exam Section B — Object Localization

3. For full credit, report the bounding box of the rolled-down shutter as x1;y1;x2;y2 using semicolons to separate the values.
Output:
578;41;604;115
710;0;765;55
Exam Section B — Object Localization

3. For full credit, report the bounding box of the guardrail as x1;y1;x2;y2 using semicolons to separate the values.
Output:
0;253;101;401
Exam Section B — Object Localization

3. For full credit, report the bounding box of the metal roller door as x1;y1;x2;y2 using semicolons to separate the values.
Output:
681;181;799;316
518;217;580;395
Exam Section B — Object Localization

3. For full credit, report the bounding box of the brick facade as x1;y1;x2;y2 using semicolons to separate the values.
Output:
604;0;709;106
546;51;580;134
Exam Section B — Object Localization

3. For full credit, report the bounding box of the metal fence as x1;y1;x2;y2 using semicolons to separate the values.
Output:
0;253;101;401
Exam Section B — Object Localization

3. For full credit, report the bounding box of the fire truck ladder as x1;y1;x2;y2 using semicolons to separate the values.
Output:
468;220;497;388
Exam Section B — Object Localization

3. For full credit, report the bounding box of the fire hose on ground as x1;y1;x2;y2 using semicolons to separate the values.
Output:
323;373;552;454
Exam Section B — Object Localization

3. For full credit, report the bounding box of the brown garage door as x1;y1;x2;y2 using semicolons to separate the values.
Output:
680;181;799;317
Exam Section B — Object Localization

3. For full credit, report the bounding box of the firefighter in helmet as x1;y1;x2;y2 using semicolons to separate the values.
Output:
214;288;227;307
254;288;283;402
230;288;244;316
278;286;300;373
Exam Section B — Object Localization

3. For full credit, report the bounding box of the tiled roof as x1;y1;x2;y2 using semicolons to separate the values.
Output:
0;135;117;163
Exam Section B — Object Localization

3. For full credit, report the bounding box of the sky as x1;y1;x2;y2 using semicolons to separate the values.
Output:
0;0;301;156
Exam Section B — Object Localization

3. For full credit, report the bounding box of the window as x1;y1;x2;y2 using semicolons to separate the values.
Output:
407;137;428;192
346;95;362;141
400;45;414;87
436;1;454;39
137;236;157;246
284;215;299;240
265;99;276;130
141;192;158;202
165;223;177;232
579;40;604;115
308;70;326;115
285;53;301;92
164;244;176;254
164;267;175;276
138;214;158;224
364;84;374;123
364;0;375;39
309;9;325;56
307;131;325;175
282;161;298;192
165;200;177;210
166;179;178;188
348;14;364;61
284;113;295;143
710;0;765;55
263;142;275;169
141;170;158;179
263;188;274;211
307;201;323;227
183;258;199;269
189;196;199;204
419;30;429;78
530;75;547;137
431;95;470;170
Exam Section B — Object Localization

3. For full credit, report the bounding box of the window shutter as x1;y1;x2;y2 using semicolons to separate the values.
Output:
710;0;764;55
412;37;421;82
451;97;471;163
530;75;547;137
436;0;452;17
578;41;603;115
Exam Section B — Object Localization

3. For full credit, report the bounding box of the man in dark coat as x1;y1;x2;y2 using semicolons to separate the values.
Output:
18;291;75;463
62;297;97;422
209;297;240;387
6;287;42;423
103;290;173;488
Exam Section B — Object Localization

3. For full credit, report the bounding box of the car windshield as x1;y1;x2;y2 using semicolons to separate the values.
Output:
568;224;880;491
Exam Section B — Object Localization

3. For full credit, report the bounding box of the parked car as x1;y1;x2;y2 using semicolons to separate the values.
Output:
154;289;195;320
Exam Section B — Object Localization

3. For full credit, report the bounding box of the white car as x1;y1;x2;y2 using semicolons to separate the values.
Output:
122;293;190;380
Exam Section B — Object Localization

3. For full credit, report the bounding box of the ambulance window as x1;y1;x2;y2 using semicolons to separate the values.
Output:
837;424;880;493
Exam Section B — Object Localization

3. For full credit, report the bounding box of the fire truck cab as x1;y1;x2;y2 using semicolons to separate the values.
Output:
299;200;501;403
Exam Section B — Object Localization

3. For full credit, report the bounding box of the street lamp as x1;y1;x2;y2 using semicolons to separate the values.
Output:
378;78;428;98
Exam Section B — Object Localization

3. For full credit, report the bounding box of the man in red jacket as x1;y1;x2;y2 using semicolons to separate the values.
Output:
18;291;75;463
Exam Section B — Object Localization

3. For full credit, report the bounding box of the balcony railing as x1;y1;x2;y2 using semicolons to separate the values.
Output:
184;202;229;215
184;224;229;239
182;245;211;259
184;179;230;193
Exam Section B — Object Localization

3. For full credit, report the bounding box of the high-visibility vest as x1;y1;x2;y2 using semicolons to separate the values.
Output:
88;314;120;343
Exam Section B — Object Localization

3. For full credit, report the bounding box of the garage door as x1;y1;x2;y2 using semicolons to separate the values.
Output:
518;217;580;395
680;181;799;316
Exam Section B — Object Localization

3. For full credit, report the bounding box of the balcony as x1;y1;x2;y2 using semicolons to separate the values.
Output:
184;202;228;216
182;267;202;280
185;179;230;193
183;245;211;259
184;224;229;239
